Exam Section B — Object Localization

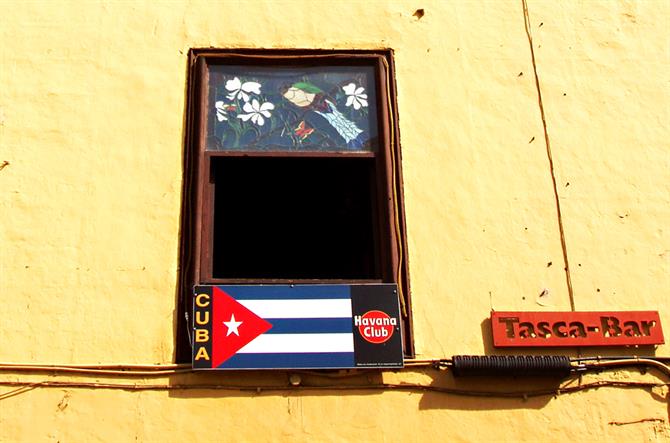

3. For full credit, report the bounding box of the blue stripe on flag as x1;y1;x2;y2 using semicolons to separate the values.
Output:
265;318;352;334
218;285;351;300
218;352;356;369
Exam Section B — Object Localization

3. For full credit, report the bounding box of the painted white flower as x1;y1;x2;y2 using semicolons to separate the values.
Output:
342;82;368;110
225;77;262;102
236;99;274;126
214;101;229;121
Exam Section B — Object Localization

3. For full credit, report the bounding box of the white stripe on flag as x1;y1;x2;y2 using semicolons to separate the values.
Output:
238;299;352;319
237;333;354;354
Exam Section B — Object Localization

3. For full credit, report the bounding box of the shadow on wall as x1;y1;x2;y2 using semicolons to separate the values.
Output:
165;366;558;411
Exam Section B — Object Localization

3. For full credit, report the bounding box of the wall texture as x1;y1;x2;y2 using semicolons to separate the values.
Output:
1;0;668;441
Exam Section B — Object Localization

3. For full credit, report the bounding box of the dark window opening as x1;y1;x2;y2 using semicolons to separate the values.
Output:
212;156;380;280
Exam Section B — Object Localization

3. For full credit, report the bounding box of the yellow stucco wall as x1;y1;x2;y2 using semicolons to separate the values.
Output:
0;0;668;441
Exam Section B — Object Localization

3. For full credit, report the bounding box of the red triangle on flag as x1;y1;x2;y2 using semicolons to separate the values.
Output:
211;287;273;367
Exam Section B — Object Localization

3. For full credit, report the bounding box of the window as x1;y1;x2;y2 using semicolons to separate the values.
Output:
177;49;412;362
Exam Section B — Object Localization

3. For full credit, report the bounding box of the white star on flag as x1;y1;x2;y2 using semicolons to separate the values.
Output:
223;314;243;336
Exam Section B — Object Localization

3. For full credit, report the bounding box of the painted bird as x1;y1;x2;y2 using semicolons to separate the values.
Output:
282;82;364;146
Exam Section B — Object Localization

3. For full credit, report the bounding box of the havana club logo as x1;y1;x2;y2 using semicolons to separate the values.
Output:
354;310;397;344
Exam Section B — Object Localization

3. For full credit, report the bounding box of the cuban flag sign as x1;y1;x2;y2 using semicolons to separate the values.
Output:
192;284;404;369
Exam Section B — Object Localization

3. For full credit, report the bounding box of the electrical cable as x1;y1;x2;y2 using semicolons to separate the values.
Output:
0;359;450;375
381;55;407;318
578;358;670;378
3;357;670;377
0;363;189;370
0;379;666;401
0;365;193;377
0;384;40;401
571;355;670;363
2;357;669;403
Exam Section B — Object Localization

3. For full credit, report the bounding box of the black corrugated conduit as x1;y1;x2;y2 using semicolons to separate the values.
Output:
451;355;573;378
450;355;670;378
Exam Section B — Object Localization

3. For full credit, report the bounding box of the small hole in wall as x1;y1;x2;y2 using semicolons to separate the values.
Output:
413;9;425;19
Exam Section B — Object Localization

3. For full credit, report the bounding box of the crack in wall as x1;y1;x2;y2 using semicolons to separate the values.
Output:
522;0;576;311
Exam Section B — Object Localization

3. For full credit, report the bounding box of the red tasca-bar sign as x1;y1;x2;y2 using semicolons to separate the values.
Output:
491;311;664;347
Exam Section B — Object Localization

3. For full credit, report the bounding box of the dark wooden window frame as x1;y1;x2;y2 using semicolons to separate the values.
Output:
177;48;413;361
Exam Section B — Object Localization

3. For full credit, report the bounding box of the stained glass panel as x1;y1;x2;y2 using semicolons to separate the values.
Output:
206;65;378;152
